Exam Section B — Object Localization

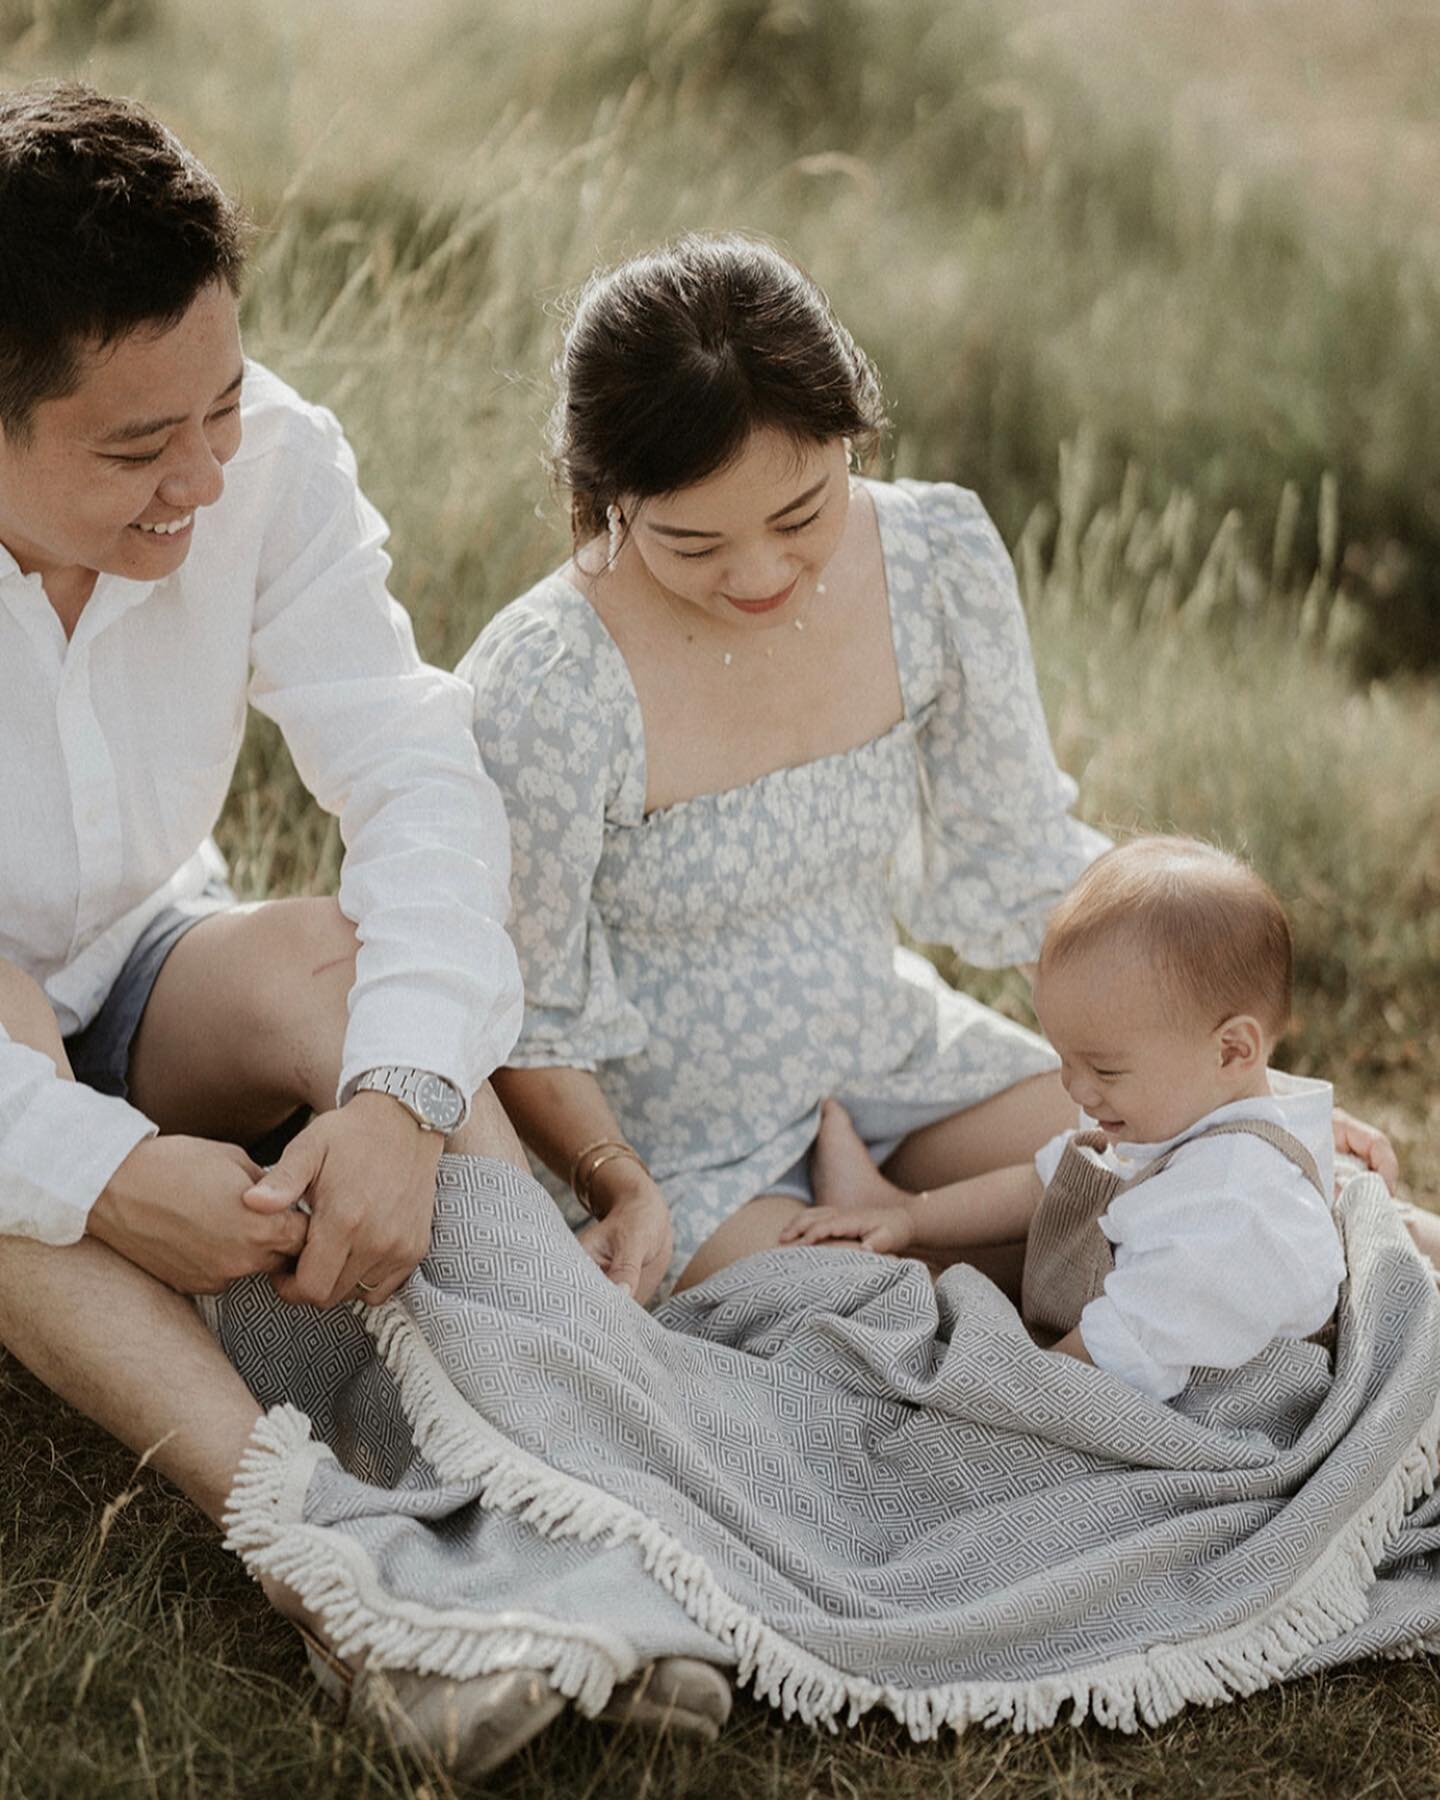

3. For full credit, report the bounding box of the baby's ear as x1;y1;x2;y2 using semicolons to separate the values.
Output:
1217;1014;1266;1070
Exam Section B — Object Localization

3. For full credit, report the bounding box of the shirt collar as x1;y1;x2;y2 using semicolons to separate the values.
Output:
1090;1072;1334;1170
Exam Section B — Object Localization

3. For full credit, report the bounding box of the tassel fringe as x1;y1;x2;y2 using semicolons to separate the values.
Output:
222;1282;1440;1739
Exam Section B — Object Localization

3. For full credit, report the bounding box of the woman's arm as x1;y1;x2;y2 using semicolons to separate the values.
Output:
492;1065;672;1304
893;483;1109;969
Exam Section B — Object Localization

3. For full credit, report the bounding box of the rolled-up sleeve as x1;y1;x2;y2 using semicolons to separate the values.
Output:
464;604;647;1071
247;407;523;1105
896;483;1109;967
0;1033;154;1241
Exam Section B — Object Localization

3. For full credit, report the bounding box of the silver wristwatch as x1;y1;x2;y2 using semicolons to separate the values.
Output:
352;1066;466;1133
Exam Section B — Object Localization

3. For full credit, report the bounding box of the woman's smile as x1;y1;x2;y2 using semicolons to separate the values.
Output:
722;576;798;615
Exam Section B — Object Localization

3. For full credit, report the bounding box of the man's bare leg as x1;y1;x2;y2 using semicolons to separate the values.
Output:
0;1235;264;1523
0;957;262;1523
130;896;525;1166
4;905;523;1510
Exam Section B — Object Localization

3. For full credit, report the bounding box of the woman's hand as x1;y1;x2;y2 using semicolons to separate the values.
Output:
578;1166;673;1305
779;1203;915;1255
1332;1105;1400;1194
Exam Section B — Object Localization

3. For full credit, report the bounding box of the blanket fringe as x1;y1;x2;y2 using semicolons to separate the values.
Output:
221;1401;628;1715
224;1277;1440;1741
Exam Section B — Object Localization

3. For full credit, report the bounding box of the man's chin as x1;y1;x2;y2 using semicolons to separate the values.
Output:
116;531;194;578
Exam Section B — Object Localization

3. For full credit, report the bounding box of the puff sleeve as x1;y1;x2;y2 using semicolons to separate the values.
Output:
461;601;648;1071
895;482;1109;966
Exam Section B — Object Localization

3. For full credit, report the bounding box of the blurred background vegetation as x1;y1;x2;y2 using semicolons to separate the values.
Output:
2;1;1439;1794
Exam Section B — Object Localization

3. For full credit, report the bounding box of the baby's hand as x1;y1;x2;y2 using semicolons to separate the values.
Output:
779;1205;914;1254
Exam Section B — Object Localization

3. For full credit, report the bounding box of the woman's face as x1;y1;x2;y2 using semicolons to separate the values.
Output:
623;428;850;632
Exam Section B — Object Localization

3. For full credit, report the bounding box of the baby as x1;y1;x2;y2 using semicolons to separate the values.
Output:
781;836;1346;1402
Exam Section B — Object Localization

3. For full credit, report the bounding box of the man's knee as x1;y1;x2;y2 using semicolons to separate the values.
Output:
244;899;357;1108
0;957;67;1064
270;897;359;987
234;897;358;1031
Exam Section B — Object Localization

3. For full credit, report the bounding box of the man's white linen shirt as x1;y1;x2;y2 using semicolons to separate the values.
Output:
1033;1073;1345;1402
0;361;522;1242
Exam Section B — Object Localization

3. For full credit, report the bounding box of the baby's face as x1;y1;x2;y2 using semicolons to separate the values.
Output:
1033;942;1238;1146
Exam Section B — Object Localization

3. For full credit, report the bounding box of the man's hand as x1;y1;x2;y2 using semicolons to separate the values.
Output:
779;1203;916;1255
1333;1105;1400;1194
577;1169;673;1305
88;1134;309;1294
245;1093;443;1308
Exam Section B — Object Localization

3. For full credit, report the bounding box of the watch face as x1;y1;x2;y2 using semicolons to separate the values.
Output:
416;1073;464;1130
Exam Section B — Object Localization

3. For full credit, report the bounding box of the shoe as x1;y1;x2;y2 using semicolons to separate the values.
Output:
302;1630;567;1776
598;1656;733;1742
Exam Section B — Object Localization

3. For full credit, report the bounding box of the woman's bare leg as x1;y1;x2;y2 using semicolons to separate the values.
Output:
880;1069;1075;1190
673;1194;807;1292
672;1072;1073;1296
862;1071;1072;1297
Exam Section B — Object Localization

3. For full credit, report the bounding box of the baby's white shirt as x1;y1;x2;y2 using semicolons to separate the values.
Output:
1032;1073;1345;1402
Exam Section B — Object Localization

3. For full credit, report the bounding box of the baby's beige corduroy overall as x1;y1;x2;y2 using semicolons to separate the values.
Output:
1020;1119;1330;1350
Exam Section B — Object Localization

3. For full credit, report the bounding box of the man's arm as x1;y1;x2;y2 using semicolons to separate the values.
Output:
246;443;522;1111
0;970;305;1289
0;1023;152;1245
236;390;524;1304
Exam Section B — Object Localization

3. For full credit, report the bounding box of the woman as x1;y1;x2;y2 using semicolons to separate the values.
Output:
459;234;1399;1303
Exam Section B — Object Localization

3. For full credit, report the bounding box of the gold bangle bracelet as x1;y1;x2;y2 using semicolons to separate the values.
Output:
569;1136;631;1193
574;1144;649;1216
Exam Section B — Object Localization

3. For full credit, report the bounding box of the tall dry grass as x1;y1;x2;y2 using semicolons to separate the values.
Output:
2;1;1439;1794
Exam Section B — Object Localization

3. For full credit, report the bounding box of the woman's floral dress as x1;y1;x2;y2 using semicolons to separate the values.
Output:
460;482;1108;1283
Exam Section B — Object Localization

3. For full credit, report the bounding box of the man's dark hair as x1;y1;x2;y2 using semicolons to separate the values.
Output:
551;233;887;543
0;81;246;440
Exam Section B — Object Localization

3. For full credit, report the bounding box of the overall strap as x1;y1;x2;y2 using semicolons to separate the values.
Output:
1021;1132;1122;1346
1118;1118;1326;1201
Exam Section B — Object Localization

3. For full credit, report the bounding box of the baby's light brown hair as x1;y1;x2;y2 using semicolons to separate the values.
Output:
1039;837;1293;1040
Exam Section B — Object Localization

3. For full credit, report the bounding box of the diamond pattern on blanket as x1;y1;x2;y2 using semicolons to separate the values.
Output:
220;1155;1440;1734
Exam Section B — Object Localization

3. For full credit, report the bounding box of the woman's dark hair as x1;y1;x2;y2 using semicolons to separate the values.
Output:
551;234;887;542
0;81;246;441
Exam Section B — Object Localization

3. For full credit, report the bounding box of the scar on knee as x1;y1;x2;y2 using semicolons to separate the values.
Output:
310;954;353;978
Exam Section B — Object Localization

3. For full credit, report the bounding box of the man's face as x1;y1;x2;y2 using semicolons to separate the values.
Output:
0;281;244;590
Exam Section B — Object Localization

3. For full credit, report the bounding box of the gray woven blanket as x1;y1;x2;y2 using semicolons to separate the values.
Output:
218;1155;1440;1736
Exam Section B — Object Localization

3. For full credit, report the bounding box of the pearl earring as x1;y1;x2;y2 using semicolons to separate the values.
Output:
606;504;623;565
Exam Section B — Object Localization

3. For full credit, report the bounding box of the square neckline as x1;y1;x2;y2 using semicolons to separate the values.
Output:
549;478;918;824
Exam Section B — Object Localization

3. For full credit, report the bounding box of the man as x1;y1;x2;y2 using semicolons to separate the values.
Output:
0;79;636;1771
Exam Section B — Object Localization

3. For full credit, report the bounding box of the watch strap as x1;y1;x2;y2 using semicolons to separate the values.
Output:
352;1066;467;1133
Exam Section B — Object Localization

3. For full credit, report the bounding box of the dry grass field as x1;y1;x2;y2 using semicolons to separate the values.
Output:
2;1;1438;1794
